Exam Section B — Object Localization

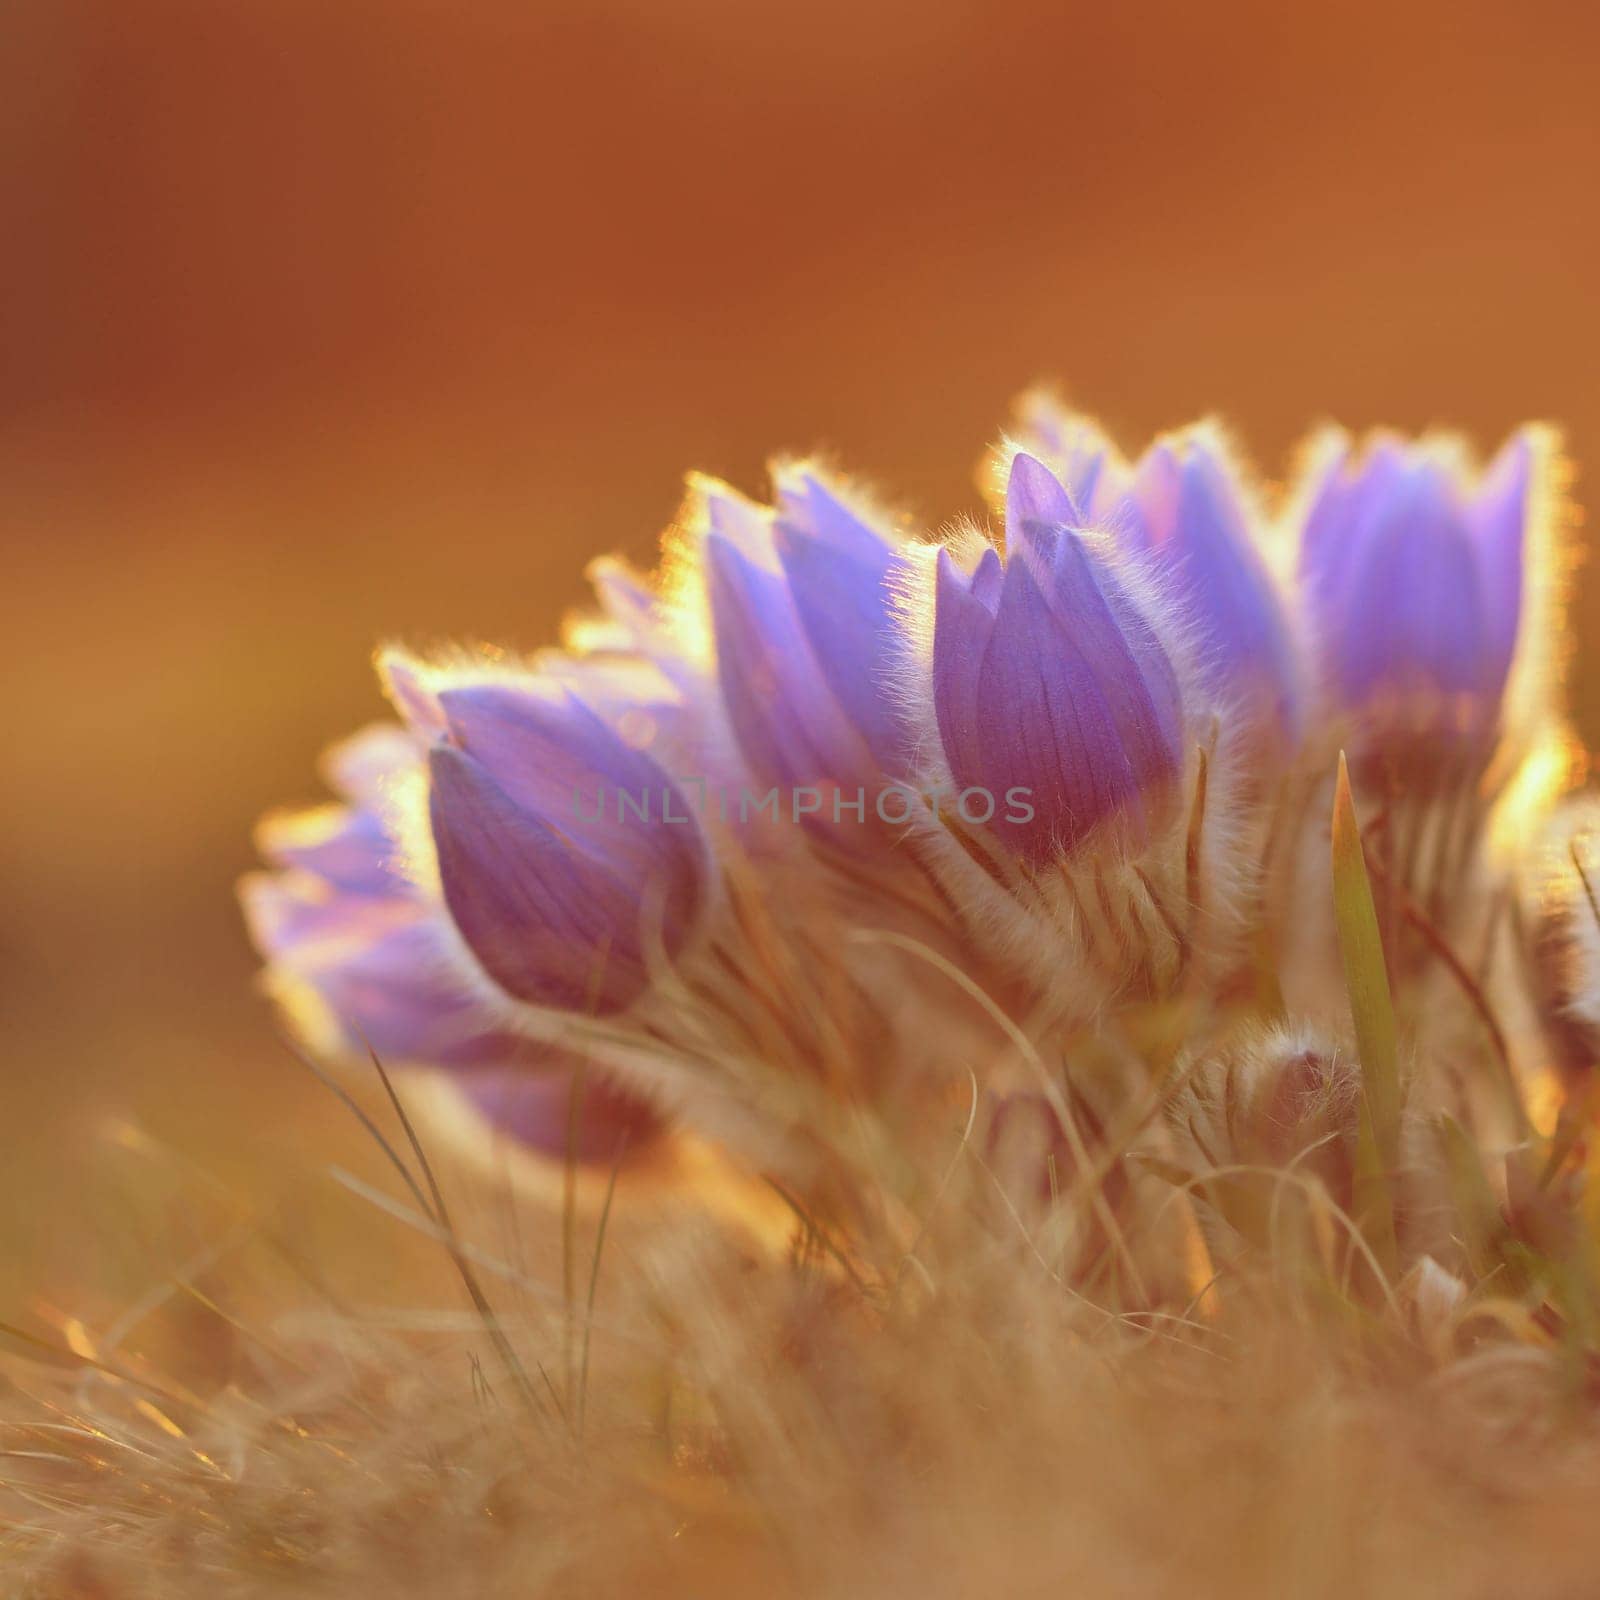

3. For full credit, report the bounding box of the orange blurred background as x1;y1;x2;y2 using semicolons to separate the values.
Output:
2;0;1597;1295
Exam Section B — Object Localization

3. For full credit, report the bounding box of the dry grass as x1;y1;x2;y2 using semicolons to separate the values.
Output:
6;1070;1600;1600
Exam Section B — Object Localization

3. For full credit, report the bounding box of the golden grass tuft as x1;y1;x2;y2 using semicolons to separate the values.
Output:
7;1088;1600;1600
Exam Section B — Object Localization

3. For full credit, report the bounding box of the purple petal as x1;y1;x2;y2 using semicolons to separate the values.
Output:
323;723;421;802
1014;405;1132;524
932;546;1003;791
1334;480;1495;706
774;522;911;774
698;477;771;554
774;467;893;566
1086;565;1188;770
380;653;449;737
588;557;657;632
1129;444;1182;551
1060;442;1125;525
241;875;536;1068
1468;431;1534;693
970;542;1182;860
1157;449;1300;737
1299;438;1409;622
455;1063;663;1162
1035;528;1186;774
705;531;872;792
1017;406;1132;524
428;746;657;1013
1005;452;1083;550
241;870;407;957
434;680;706;913
257;803;404;895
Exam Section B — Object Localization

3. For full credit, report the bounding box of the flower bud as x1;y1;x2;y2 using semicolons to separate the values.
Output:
1297;427;1540;780
418;673;709;1014
243;720;673;1171
1168;1025;1363;1245
242;723;536;1069
1014;403;1301;759
1124;431;1301;754
695;466;916;816
930;452;1187;866
1519;794;1600;1081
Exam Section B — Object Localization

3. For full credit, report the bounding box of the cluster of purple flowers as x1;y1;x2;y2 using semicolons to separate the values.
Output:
242;398;1548;1164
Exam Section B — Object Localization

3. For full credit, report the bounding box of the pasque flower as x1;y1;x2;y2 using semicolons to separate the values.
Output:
694;464;915;808
1125;432;1300;746
243;654;715;1136
241;720;666;1158
1297;427;1537;766
931;451;1187;866
242;723;527;1068
402;661;710;1014
1013;401;1301;755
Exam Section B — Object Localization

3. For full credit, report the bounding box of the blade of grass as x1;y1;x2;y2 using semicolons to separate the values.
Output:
1359;852;1529;1139
282;1037;437;1223
0;1323;197;1415
577;1128;629;1445
562;1054;587;1425
1331;754;1402;1270
1435;1112;1506;1283
361;1048;550;1430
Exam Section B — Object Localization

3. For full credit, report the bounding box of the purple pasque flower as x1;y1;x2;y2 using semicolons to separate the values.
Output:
696;464;915;806
1015;404;1300;752
393;658;710;1015
1297;427;1536;763
1123;431;1300;748
932;452;1187;866
242;722;538;1070
242;719;669;1160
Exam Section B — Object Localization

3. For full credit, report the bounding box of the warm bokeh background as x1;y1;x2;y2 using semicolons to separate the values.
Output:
3;0;1596;1296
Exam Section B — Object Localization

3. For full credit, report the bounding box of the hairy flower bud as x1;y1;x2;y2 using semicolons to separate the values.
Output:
1014;403;1301;759
694;466;915;818
930;452;1187;865
1127;433;1301;749
1296;427;1540;779
241;722;667;1166
243;724;530;1067
1168;1025;1364;1247
413;670;710;1014
1519;794;1600;1082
